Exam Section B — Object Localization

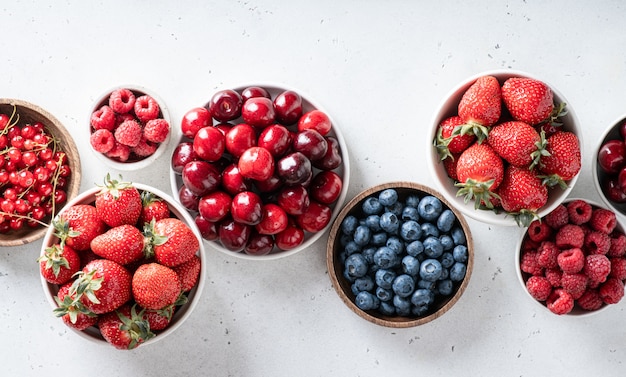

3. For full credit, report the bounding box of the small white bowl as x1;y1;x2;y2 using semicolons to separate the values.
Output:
592;113;626;218
89;85;171;171
428;69;583;227
40;183;206;348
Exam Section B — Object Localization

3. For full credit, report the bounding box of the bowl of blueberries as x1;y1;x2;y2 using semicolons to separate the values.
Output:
326;181;473;328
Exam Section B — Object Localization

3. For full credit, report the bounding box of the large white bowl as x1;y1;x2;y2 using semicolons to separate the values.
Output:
169;83;350;260
592;113;626;219
428;69;583;227
40;183;206;348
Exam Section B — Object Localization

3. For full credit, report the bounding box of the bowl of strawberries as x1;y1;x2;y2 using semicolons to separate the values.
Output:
39;174;205;350
429;70;583;227
88;85;171;171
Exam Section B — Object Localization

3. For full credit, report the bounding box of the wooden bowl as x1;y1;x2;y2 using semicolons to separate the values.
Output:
327;181;474;328
0;99;81;247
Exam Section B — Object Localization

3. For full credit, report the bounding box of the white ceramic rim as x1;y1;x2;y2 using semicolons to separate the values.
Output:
427;69;583;227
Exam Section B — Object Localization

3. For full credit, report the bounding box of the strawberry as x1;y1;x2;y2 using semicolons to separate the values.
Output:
132;263;181;310
487;121;547;168
501;77;554;125
455;143;504;209
73;259;132;315
95;174;142;228
538;131;581;189
172;254;202;292
38;243;81;285
443;153;460;181
90;224;146;265
498;165;548;227
54;204;106;251
54;281;98;331
144;218;200;267
142;306;175;331
458;75;502;142
98;304;155;350
434;116;475;160
139;190;171;225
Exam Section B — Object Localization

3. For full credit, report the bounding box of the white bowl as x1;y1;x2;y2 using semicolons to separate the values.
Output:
592;113;626;218
89;85;172;171
428;69;582;227
169;83;350;260
40;183;206;347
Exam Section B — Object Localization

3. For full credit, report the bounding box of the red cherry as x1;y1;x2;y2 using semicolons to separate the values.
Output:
296;201;332;233
292;129;328;161
273;90;303;125
297;110;332;136
198;190;232;223
257;124;292;157
231;191;263;226
598;139;626;174
244;231;274;256
277;185;310;215
209;89;243;122
178;185;200;211
193;126;225;162
171;142;199;175
218;218;251;252
313;136;342;170
225;123;257;158
181;107;212;138
275;222;305;250
238;147;275;181
182;160;221;197
255;203;288;235
309;171;343;204
195;215;219;241
255;172;283;193
241;86;271;103
242;97;275;129
276;152;312;186
604;176;626;203
221;164;251;195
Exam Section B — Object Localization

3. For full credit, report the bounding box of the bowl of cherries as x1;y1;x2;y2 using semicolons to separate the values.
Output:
170;84;350;260
594;114;626;217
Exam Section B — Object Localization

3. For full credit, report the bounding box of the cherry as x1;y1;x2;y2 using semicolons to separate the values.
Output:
221;163;251;195
255;203;289;235
181;107;212;138
604;176;626;203
257;124;292;157
178;185;200;211
275;222;305;250
241;86;271;103
181;160;221;196
276;152;312;186
620;120;626;140
238;147;275;181
171;142;199;175
273;90;303;125
598;139;626;174
231;191;263;226
242;97;275;129
193;126;225;162
313;136;342;170
292;129;328;161
254;172;283;193
309;171;343;204
244;231;274;256
208;89;243;122
297;110;332;136
198;190;232;222
296;201;332;233
218;217;251;252
214;122;234;135
195;214;219;241
225;123;257;158
277;185;310;215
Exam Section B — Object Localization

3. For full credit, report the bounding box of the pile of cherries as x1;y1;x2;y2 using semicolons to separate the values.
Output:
597;119;626;204
0;107;71;233
171;86;345;256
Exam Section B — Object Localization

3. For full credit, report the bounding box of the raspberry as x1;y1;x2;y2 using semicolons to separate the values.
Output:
114;119;143;147
557;247;584;274
537;241;559;269
521;237;539;253
546;288;574;315
544;204;569;230
609;257;626;281
520;250;543;276
566;199;592;225
144;118;170;143
525;275;552;301
590;208;617;234
132;137;158;157
545;268;562;287
584;231;611;255
608;232;626;257
89;129;115;153
584;254;611;285
90;105;116;131
108;88;136;114
555;224;585;249
527;220;552;243
577;288;603;311
105;142;131;162
599;277;625;304
560;273;588;300
115;112;135;127
134;95;161;122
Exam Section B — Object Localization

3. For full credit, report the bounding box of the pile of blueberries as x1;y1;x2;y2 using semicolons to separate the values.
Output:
338;188;469;317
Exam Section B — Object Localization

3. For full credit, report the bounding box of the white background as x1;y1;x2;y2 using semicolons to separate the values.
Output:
2;1;626;376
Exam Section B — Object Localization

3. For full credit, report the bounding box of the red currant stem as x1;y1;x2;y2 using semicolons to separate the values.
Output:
1;105;20;135
48;153;65;220
0;210;49;227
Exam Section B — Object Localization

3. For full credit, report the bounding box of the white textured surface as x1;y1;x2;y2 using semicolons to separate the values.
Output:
1;1;625;376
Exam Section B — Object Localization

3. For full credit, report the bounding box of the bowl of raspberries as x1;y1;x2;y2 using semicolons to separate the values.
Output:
429;70;583;227
327;182;473;328
593;113;626;217
39;174;205;349
517;198;626;315
89;86;171;170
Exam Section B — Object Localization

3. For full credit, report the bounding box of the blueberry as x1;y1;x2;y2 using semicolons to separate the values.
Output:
375;268;397;289
421;222;439;238
375;286;393;301
393;295;412;316
417;279;435;290
385;201;404;216
423;236;443;258
373;247;398;269
362;197;383;215
378;188;398;207
451;226;466;245
379;211;400;233
412;304;430;316
418;195;443;221
453;245;468;263
438;267;449;280
364;215;382;231
405;195;420;208
344;240;361;256
386;236;404;255
341;215;359;235
379;301;396;316
362;246;377;264
450;262;467;282
353;225;371;246
400;220;422;241
436;279;454;296
440;252;455;268
437;209;456;232
371;232;388;246
420;258;443;282
339;234;352;247
401;255;420;276
401;206;419;221
355;291;380;311
406;240;424;257
392;274;415;298
411;288;435;307
354;276;375;292
345;253;368;278
440;234;454;251
343;268;356;282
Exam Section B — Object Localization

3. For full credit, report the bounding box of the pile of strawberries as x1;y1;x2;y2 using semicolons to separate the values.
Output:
89;88;170;163
38;175;201;350
434;75;582;227
519;199;626;315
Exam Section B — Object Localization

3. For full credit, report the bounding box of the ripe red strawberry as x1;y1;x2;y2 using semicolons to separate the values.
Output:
54;282;98;331
497;165;548;227
38;243;81;285
98;304;155;350
90;224;146;265
145;218;200;267
139;191;171;225
142;306;175;331
501;77;554;125
458;75;502;142
487;121;546;168
538;131;581;188
455;143;504;209
132;263;181;310
74;259;132;314
143;118;170;143
55;204;106;251
173;254;202;292
442;153;460;180
95;174;142;228
434;116;475;160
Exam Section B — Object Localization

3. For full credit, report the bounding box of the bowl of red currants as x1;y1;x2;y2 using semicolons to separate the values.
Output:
593;114;626;217
170;84;350;260
516;198;626;316
88;85;171;171
326;182;474;328
429;70;583;227
0;98;81;247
